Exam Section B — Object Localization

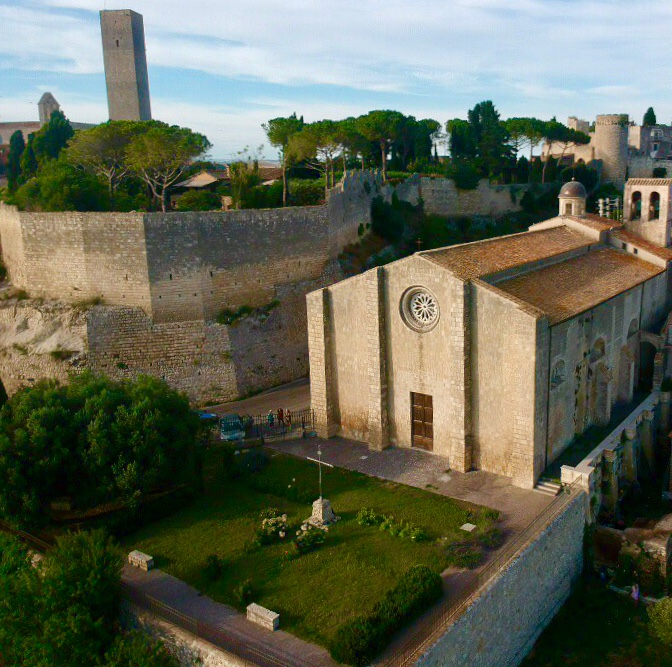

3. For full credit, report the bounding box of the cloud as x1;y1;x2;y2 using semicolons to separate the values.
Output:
3;0;672;152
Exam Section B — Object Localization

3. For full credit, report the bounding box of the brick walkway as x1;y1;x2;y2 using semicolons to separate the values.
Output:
122;564;337;667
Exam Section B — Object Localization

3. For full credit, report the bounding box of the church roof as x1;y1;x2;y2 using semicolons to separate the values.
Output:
420;226;593;280
559;179;587;199
566;214;622;232
611;229;672;261
493;247;664;325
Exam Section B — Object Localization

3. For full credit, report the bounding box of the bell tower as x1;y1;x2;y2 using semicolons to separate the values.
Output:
623;178;672;248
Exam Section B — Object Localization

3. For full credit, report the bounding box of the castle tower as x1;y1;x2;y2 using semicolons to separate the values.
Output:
594;114;628;183
100;9;152;121
558;178;587;217
37;92;60;126
623;178;672;248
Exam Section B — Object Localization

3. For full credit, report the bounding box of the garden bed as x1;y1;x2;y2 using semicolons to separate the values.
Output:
124;446;498;651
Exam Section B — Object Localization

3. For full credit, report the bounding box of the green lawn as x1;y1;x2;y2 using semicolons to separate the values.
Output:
125;445;496;648
523;577;669;667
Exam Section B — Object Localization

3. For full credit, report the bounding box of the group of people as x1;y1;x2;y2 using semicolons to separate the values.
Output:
267;408;294;429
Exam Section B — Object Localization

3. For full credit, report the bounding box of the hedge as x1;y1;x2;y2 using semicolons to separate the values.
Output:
330;565;443;666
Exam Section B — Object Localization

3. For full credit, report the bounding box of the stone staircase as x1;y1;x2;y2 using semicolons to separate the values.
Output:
534;478;562;496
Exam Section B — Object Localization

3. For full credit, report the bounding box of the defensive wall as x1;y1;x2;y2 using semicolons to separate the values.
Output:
0;172;539;402
395;174;524;218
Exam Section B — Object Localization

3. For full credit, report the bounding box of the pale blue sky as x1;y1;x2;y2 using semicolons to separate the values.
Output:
1;0;670;160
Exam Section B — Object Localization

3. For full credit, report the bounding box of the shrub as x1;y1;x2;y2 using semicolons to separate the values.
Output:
203;554;225;581
259;507;281;520
176;189;221;211
49;348;75;361
661;376;672;392
649;598;672;644
479;527;504;550
446;161;480;190
356;507;381;526
233;579;256;606
653;167;668;179
293;524;326;555
444;540;483;569
255;513;288;546
371;196;405;242
330;565;442;666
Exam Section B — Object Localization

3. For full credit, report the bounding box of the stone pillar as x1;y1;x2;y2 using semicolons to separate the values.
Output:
306;289;337;439
603;449;620;515
659;392;670;448
623;427;638;483
641;410;655;473
365;268;389;451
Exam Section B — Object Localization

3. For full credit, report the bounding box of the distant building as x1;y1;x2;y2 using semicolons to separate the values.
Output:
100;9;152;121
0;93;93;170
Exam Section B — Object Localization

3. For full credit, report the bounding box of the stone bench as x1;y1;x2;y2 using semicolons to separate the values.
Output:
128;550;154;571
246;603;279;631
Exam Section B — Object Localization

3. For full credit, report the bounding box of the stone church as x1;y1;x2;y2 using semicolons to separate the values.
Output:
307;178;672;488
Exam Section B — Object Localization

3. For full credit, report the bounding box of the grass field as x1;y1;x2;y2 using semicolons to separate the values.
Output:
523;577;669;667
125;445;497;648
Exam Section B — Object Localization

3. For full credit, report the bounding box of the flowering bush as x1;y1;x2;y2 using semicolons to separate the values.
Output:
293;524;326;555
254;510;288;546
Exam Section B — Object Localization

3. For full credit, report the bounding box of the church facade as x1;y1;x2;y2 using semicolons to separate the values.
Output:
307;179;672;488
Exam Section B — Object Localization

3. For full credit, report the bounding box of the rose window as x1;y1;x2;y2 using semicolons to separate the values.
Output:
400;287;439;332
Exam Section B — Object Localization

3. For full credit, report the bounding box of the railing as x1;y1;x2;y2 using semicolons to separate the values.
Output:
381;479;584;667
122;582;296;667
244;408;315;442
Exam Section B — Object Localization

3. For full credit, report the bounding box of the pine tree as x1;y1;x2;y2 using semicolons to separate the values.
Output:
6;131;25;192
643;107;657;127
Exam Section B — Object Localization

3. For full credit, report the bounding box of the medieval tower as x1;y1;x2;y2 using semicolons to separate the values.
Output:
37;93;60;125
100;9;152;121
593;114;629;183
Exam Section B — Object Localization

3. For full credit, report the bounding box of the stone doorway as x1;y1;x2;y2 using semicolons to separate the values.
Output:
411;392;433;451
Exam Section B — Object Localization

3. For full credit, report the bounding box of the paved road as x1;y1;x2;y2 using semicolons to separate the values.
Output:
206;377;310;417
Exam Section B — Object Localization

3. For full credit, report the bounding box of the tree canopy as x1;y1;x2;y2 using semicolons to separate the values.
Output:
0;372;200;529
262;114;304;206
0;530;178;667
643;107;657;127
6;131;25;192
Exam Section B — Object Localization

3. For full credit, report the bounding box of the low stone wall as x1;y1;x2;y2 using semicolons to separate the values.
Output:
416;491;586;667
123;603;250;667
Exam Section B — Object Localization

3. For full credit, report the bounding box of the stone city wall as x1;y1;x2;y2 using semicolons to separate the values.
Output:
417;490;586;667
396;175;525;218
0;173;378;401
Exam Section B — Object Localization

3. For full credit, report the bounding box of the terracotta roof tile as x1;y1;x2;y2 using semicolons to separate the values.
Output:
627;178;672;186
566;214;623;232
420;226;593;280
495;248;664;324
611;229;672;261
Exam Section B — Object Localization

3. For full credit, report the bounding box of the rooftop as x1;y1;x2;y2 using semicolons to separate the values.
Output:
494;247;664;325
420;226;593;280
566;214;623;232
627;178;672;186
611;229;672;261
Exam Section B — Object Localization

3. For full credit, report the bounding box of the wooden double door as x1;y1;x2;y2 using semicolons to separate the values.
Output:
411;392;433;451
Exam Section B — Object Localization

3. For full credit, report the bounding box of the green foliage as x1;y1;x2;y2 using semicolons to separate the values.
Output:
371;195;405;242
13;155;110;212
653;167;668;178
262;114;304;206
287;178;324;206
356;110;406;180
100;630;180;667
561;163;599;193
649;597;672;645
0;372;200;528
203;553;226;581
660;377;672;392
446;160;481;190
293;524;326;556
444;540;484;569
6;130;25;192
255;512;288;546
176;189;222;211
329;565;442;666
643;107;657;127
31;110;74;166
216;299;279;326
233;579;255;606
125;124;211;211
357;507;428;542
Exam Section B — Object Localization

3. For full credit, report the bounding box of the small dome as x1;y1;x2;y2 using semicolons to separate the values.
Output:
558;178;587;199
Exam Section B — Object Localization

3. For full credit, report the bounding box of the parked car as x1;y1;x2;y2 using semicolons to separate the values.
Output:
220;413;246;441
195;409;218;421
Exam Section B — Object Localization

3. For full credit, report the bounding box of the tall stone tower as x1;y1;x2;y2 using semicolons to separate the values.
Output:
37;93;60;126
100;9;152;121
593;114;628;183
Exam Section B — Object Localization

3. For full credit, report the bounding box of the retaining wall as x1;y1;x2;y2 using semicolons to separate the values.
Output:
416;491;586;667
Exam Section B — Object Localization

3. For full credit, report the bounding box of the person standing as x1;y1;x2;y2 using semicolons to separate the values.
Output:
277;408;284;426
286;409;292;429
267;410;275;428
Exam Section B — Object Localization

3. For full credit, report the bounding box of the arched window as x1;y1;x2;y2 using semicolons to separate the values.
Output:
551;360;566;389
631;191;642;220
591;338;606;363
649;192;660;220
564;202;573;215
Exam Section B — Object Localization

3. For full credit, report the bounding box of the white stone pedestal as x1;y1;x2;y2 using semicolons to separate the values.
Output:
307;498;340;527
